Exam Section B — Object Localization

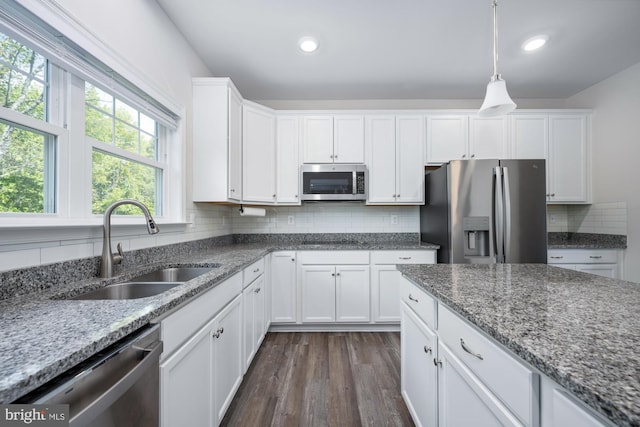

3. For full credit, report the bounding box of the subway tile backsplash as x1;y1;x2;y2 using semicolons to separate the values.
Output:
547;202;627;235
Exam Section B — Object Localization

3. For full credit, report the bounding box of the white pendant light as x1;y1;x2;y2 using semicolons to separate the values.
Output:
479;0;516;117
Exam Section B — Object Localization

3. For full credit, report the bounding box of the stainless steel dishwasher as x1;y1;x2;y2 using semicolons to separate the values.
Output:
17;324;162;427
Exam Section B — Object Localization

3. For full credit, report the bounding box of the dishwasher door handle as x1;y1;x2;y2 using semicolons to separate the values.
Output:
70;340;163;427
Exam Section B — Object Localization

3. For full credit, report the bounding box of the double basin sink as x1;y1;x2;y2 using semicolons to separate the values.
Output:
68;266;217;300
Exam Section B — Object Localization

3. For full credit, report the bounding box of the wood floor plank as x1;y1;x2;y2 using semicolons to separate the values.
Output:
220;332;415;427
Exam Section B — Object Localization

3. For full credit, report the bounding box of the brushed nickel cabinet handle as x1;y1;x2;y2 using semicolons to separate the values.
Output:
408;294;419;303
399;256;412;260
589;255;603;259
550;256;564;259
460;338;483;360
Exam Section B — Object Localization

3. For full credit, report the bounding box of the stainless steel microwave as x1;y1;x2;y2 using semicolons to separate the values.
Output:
301;164;367;201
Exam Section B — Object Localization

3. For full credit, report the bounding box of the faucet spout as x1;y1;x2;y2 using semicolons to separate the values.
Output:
101;199;159;278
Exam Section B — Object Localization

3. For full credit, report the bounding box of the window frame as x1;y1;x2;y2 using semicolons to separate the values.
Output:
0;20;185;229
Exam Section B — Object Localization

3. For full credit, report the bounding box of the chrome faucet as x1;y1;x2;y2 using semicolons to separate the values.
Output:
101;199;159;278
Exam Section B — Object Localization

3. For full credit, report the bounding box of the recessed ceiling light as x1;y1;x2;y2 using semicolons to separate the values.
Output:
522;35;548;52
298;36;319;53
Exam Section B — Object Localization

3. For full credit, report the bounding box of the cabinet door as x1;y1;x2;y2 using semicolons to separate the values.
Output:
300;265;336;322
469;116;509;159
366;115;397;203
276;116;301;204
550;389;608;427
372;266;401;322
426;115;468;164
242;281;257;370
510;114;548;160
303;116;334;163
574;264;618;279
271;252;297;323
396;115;425;204
212;296;243;424
401;303;438;427
253;275;266;348
437;342;524;427
548;115;589;203
334;115;365;163
228;88;243;201
160;320;213;427
335;265;370;322
243;104;276;203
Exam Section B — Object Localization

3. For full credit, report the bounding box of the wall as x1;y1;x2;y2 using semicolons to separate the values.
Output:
565;61;640;282
0;0;232;272
547;202;627;235
231;203;419;234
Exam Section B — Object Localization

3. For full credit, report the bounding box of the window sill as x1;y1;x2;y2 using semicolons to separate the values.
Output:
0;216;189;230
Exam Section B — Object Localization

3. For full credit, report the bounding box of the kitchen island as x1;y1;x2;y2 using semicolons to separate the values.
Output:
398;263;640;427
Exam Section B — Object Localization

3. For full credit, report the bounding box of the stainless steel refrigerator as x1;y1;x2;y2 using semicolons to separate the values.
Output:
420;159;547;264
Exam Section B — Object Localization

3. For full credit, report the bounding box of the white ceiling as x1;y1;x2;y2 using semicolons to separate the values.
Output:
156;0;640;101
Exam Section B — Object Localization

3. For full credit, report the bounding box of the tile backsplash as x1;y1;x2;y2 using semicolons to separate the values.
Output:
231;202;420;234
547;202;627;235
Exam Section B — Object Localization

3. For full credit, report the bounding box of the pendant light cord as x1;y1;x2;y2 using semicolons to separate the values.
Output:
492;0;499;79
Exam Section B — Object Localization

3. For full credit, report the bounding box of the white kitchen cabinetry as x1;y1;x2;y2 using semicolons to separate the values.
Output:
371;250;436;322
242;102;276;203
242;258;267;370
547;249;622;279
271;251;298;323
401;301;438;427
192;78;243;202
303;115;365;164
298;251;370;323
511;112;590;204
160;272;243;427
426;115;508;165
548;388;612;427
366;115;425;204
276;116;301;204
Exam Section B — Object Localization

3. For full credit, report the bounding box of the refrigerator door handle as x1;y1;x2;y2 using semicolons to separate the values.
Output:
493;166;504;263
503;166;512;262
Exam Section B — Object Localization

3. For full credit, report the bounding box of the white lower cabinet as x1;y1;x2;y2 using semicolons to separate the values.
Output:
401;275;613;427
300;264;370;323
271;251;297;323
401;302;438;427
160;293;243;427
242;274;265;370
548;249;623;279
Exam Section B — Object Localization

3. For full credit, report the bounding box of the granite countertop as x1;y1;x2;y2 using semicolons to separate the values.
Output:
0;241;438;403
547;232;627;249
397;264;640;427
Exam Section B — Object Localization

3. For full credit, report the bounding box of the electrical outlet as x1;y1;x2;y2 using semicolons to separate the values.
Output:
287;215;295;225
391;215;399;225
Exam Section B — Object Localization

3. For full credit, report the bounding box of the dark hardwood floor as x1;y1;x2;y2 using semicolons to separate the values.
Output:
220;332;415;427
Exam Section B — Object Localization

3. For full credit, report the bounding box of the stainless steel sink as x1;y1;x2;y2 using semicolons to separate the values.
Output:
67;266;218;300
128;267;217;283
68;282;182;300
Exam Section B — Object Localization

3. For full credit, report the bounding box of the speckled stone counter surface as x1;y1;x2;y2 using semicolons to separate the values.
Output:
548;232;627;249
397;263;640;427
0;235;438;404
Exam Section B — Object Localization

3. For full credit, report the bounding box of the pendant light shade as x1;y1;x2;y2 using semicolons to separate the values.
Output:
478;0;516;117
479;76;516;117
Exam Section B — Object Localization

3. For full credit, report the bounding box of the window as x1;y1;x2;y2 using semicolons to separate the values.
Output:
0;32;57;213
85;83;165;215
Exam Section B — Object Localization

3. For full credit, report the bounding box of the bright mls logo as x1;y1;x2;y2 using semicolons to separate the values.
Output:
0;405;68;426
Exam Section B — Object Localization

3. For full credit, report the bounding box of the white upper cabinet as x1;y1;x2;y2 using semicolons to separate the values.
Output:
426;114;508;164
192;78;243;202
367;115;424;204
303;115;364;163
468;116;509;159
276;116;301;205
426;115;468;164
511;112;590;204
242;102;276;203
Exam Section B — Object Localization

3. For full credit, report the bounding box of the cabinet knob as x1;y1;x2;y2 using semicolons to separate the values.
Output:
433;358;442;367
462;154;466;158
331;273;335;277
397;194;400;198
291;258;295;262
273;194;276;198
471;154;475;158
330;155;334;159
336;272;340;276
392;194;396;198
424;346;432;354
255;287;261;293
294;195;298;198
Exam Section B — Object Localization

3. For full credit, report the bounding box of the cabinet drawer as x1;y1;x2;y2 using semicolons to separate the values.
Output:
548;249;617;264
161;272;243;359
371;250;436;265
400;276;436;330
438;304;539;426
297;250;369;265
243;257;265;287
